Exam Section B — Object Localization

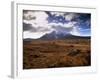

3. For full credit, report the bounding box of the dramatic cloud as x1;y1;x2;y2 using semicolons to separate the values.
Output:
64;13;79;21
23;22;51;32
49;21;77;28
23;10;91;39
23;10;36;20
23;11;53;34
71;27;91;37
50;12;65;16
24;31;48;39
52;26;73;34
23;22;35;31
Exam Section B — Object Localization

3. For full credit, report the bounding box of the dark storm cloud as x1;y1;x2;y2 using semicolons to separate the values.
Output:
23;22;51;32
23;16;36;20
29;26;51;32
23;23;33;31
23;10;36;20
23;22;38;32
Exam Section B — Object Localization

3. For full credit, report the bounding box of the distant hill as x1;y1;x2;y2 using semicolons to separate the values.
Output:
23;38;34;44
24;38;34;41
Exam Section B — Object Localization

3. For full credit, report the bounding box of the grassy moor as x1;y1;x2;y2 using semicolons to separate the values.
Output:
23;39;91;69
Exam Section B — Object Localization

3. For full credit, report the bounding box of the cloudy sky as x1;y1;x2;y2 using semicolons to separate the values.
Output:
23;10;91;39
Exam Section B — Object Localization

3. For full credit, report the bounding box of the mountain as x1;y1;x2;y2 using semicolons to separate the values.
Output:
38;31;90;40
23;31;90;41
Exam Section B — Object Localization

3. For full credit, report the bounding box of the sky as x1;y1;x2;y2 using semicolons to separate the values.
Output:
23;10;91;39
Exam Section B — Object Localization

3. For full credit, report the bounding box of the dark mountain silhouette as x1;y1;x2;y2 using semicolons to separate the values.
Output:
24;38;34;41
38;31;90;40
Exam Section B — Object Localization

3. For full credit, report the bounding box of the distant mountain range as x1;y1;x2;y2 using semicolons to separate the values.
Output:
24;31;90;41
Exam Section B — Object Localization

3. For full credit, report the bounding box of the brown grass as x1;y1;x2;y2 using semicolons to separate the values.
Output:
23;39;91;69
